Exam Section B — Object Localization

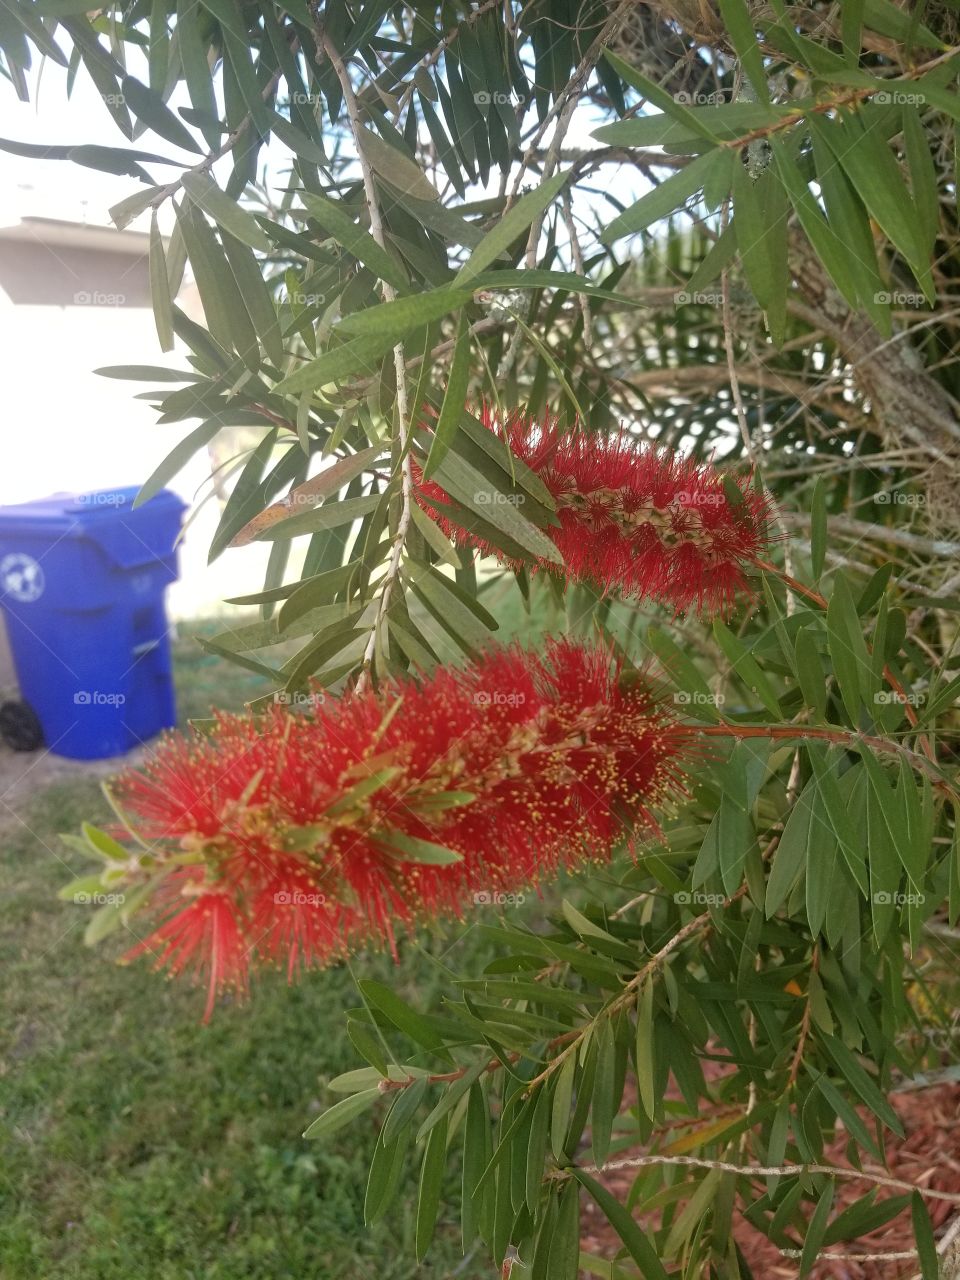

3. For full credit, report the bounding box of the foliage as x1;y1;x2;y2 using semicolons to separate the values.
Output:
6;0;960;1274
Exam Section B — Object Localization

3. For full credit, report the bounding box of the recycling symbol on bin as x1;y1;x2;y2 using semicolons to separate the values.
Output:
0;553;46;603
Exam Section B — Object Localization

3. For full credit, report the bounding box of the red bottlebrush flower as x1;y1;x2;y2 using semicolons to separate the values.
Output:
103;641;688;1016
414;408;772;615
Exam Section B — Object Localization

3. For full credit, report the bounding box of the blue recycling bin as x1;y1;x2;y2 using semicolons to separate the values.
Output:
0;487;185;760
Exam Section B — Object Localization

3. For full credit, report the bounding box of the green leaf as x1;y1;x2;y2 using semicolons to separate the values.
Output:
423;313;472;480
404;561;498;657
303;1089;380;1140
826;575;873;723
635;980;656;1120
820;1034;904;1134
275;335;396;396
550;1054;576;1161
462;1084;488;1247
416;1114;448;1261
359;981;451;1056
365;1127;408;1225
713;620;781;716
136;419;221;506
254;494;383;542
147;209;174;352
526;1087;550;1215
799;1181;835;1278
818;110;930;292
599;51;726;142
547;1179;580;1280
120;74;202;153
181;171;271;252
454;169;569;282
573;1170;669;1280
83;900;124;946
772;134;864;312
600;147;727;243
718;0;769;101
356;125;441;202
420;442;562;565
912;1191;940;1280
347;1019;389;1077
372;830;464;866
336;287;473;343
766;778;816;916
220;229;284;366
302;192;409;291
731;158;789;344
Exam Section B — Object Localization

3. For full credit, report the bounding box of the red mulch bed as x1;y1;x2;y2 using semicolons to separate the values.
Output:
580;1082;960;1278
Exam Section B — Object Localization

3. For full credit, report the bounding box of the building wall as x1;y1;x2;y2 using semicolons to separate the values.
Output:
0;227;282;693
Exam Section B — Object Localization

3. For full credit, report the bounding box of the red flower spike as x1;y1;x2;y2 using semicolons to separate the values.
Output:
108;641;689;1016
414;408;773;615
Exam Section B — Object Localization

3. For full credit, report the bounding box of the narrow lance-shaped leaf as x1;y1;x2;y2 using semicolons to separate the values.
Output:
423;312;472;480
148;209;174;352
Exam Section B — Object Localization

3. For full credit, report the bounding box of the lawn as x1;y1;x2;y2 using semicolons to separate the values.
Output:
0;609;557;1280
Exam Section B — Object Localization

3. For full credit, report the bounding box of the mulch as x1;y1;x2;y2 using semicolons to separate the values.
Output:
580;1080;960;1279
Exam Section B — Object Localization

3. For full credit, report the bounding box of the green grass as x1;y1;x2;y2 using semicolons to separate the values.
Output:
0;625;538;1280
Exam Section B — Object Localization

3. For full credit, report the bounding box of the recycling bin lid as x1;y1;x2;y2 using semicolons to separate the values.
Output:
0;487;182;530
0;487;186;569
